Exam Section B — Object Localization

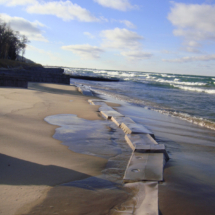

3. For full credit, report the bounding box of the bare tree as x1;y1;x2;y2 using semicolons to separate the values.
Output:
19;35;29;61
0;18;30;61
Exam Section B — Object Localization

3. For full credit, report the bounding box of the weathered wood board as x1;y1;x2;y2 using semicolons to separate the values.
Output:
111;116;135;127
120;122;154;138
123;152;164;182
100;110;124;119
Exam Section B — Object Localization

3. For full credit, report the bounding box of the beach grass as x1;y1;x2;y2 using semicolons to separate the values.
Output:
0;59;42;69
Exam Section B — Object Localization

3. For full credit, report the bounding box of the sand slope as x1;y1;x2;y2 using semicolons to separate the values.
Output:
0;83;108;215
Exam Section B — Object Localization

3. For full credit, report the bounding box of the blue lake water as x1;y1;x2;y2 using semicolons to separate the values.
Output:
65;68;215;131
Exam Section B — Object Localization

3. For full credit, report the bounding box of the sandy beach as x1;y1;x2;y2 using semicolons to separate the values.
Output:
0;83;131;215
1;82;215;215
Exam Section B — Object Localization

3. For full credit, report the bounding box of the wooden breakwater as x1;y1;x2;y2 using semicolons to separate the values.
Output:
77;85;169;215
69;75;120;82
0;67;70;88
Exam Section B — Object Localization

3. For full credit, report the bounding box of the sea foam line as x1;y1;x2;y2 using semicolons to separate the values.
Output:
172;85;215;94
154;78;206;86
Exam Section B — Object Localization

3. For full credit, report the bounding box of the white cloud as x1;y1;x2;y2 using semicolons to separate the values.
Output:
26;0;99;22
100;16;109;22
0;13;47;42
94;0;137;11
180;40;202;53
62;44;104;59
121;50;152;60
101;28;143;50
162;50;172;54
84;32;95;39
168;3;215;52
100;28;152;60
163;54;215;63
119;20;136;28
0;0;36;6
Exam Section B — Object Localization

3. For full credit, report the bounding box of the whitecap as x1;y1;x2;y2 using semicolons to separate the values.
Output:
172;85;215;94
154;78;206;86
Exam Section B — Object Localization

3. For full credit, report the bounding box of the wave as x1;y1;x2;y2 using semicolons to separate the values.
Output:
91;70;107;74
137;73;151;77
91;87;215;131
161;74;176;78
172;85;215;94
156;109;215;131
154;78;206;86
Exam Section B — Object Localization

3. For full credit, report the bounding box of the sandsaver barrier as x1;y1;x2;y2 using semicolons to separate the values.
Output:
77;86;169;215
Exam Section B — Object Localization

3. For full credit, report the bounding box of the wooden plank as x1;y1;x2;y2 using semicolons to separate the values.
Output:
134;182;158;215
99;106;114;112
88;99;109;107
100;110;124;119
111;182;158;215
88;99;105;104
125;134;169;161
93;101;108;106
111;116;135;127
123;152;164;182
125;134;157;151
120;122;154;138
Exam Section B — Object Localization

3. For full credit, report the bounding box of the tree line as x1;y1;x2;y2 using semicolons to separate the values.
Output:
0;19;29;61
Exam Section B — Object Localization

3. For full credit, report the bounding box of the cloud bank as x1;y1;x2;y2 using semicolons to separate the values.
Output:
94;0;137;11
168;3;215;52
0;0;100;22
121;50;152;60
163;54;215;63
0;13;47;42
0;0;36;6
62;44;104;59
101;28;152;60
119;20;136;28
26;1;99;22
101;28;143;50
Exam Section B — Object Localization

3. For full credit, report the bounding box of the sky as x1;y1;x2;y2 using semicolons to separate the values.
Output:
1;0;215;76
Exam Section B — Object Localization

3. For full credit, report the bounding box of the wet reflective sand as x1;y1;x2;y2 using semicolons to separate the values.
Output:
22;114;137;214
115;103;215;215
45;114;123;159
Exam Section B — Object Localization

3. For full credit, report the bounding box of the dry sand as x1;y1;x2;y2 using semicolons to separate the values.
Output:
0;83;129;215
4;82;214;215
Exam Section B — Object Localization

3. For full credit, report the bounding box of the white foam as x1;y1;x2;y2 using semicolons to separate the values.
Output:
91;70;107;74
161;74;175;78
106;71;119;76
172;85;215;94
146;75;156;80
155;109;215;131
155;78;206;86
174;78;180;81
121;73;135;77
138;73;150;77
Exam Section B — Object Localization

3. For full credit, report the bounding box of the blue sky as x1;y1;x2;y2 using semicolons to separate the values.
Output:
1;0;215;76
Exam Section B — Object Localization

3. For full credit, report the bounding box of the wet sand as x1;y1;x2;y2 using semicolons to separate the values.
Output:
114;103;215;215
0;83;130;215
1;83;215;215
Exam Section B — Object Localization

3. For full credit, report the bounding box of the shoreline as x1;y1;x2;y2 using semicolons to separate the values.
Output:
0;82;215;214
